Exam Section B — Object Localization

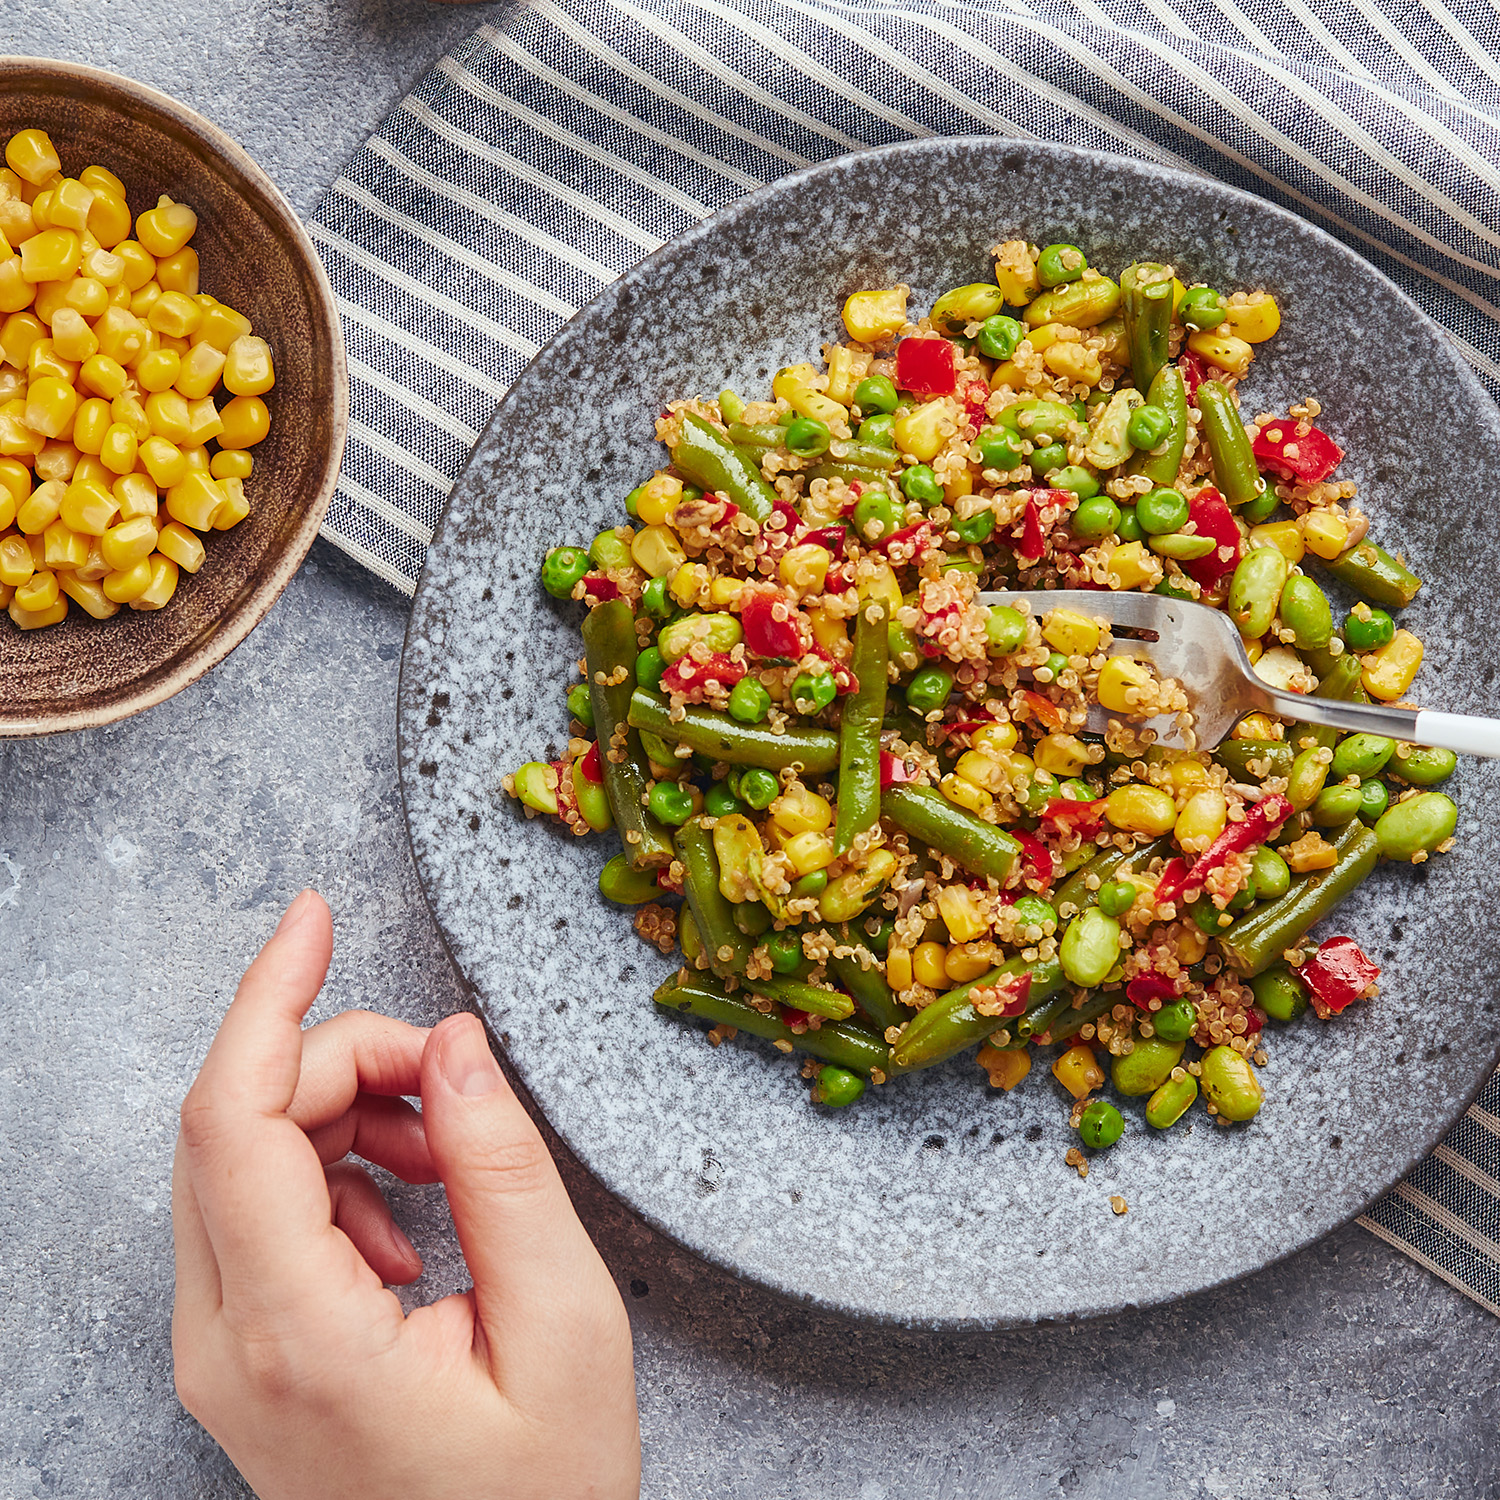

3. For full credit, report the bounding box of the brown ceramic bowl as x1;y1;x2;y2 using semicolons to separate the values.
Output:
0;58;347;737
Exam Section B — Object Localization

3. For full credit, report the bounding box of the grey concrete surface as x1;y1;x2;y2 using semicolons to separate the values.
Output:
1;4;1497;1497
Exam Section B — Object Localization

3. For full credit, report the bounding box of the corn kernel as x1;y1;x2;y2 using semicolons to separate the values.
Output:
100;555;155;603
1301;510;1348;561
0;457;27;514
783;830;837;877
892;399;949;461
824;343;869;406
148;289;203;340
1053;1044;1105;1099
99;421;138;476
155;248;200;296
1096;654;1155;714
977;1044;1031;1091
58;570;120;619
81;245;124;286
27;338;77;384
0;255;31;314
173;340;225;401
74;535;109;581
138;436;187;489
952;749;1004;795
1175;788;1228;852
0;310;46;368
6;130;61;187
130;281;162;322
0;370;23;405
708;575;743;609
992;242;1039;306
93;306;147;365
1043;342;1103;386
48;178;94;233
0;531;35;586
841;287;908;344
165;471;224;531
1186;330;1253;376
107;282;130;309
937;884;989;943
100;514;159;571
76;164;123;197
771;363;848;426
180;443;210;473
22;374;76;443
1105;540;1161;591
770;785;834;836
219;333;274;396
1035;732;1090;777
60;478;119;536
1362;629;1423;702
154;519;204;573
0;197;36;249
42;520;89;571
113;473;159;522
144;390;191;444
213;474;250;532
1162;758;1209;792
184;396;224;446
779;542;832;593
629;522;684;578
940;772;993;815
1176;924;1210;964
885;947;914;991
944;944;992;982
85;188;132;248
19;229;79;284
197;300;252;353
109;393;149;444
128;552;179;611
1042;606;1101;657
971;721;1019;757
114;241;156;292
71;397;110;454
9;593;67;628
1224;294;1280;344
72;454;110;488
635;471;682;526
23;532;45;568
16;477;64;533
135;348;182;394
61;275;108;320
855;560;902;612
136;198;197;258
78;354;127;400
49;306;98;362
13;566;58;612
1248;520;1304;565
913;941;950;990
0;402;42;459
806;605;847;654
1104;783;1179;837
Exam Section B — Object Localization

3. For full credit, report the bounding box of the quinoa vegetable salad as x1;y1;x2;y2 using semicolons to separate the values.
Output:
504;238;1458;1150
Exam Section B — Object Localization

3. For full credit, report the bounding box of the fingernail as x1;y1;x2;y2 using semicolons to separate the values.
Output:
440;1015;501;1097
275;890;314;933
389;1218;418;1264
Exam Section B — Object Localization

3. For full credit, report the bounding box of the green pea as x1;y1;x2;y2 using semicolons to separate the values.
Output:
1374;791;1458;861
1019;768;1060;813
1390;746;1458;787
1146;1073;1198;1129
1199;1045;1263;1122
704;781;746;818
1190;894;1232;935
1078;1099;1124;1149
1060;778;1098;801
1136;486;1189;536
1042;651;1069;679
1152;998;1197;1042
888;620;923;672
1097;879;1137;918
1343;606;1395;651
983;605;1028;656
1331;732;1395;780
641;576;672;619
905;667;954;713
784;416;831;456
728;676;771;724
1251;965;1308;1022
566;684;594;729
861;917;895;957
625;483;649;519
1060;907;1121;988
636;645;666;693
1240;490;1280;525
790;870;828;898
589;528;633;573
858;412;896;449
976;314;1024;360
1155;576;1196;602
1051;465;1099;498
739;767;781;810
1063;495;1117;542
815;1065;866;1108
853;375;898;415
598;853;662;905
1247;844;1290;901
900;465;945;507
951;509;996;544
1278;574;1333;650
541;545;590;599
791;671;837;714
1116;509;1145;543
1126;403;1172;450
1111;1036;1185;1097
647;780;694;826
1358;779;1390;823
1011;895;1059;934
1286;747;1330;812
733;900;774;936
852;489;904;542
976;426;1027;471
1228;886;1256;913
1029;442;1068;478
766;929;805;973
1312;782;1364;827
1179;286;1226;331
1228;546;1290;640
1037;242;1088;287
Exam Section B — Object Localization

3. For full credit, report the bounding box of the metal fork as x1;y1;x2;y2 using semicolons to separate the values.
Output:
978;590;1500;756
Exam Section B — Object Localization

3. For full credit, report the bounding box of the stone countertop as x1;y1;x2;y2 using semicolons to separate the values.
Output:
0;6;1495;1496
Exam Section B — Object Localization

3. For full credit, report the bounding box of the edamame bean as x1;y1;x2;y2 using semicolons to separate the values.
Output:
658;612;742;663
1052;465;1099;498
983;605;1028;656
1312;782;1364;827
1358;780;1389;822
1343;605;1394;651
931;283;1007;329
1078;1100;1124;1149
566;684;594;728
1287;746;1331;812
1146;1072;1198;1128
1250;965;1307;1022
1111;1036;1185;1096
1200;1045;1263;1121
1137;486;1189;536
815;1065;866;1107
1390;746;1458;787
1228;547;1290;639
1247;844;1291;901
1373;791;1457;861
1331;732;1395;780
1059;907;1121;987
1152;998;1197;1042
1278;574;1333;650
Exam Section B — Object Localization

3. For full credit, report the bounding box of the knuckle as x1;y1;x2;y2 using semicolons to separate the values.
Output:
177;1089;220;1155
469;1134;556;1198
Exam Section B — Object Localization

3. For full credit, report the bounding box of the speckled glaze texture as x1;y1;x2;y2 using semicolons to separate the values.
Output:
400;138;1500;1329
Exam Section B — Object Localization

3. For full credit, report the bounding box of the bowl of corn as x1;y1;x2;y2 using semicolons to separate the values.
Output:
0;57;346;737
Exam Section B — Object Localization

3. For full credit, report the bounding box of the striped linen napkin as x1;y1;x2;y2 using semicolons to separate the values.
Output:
307;0;1500;1315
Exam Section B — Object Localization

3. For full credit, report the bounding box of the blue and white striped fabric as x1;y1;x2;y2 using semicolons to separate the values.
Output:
307;0;1500;1314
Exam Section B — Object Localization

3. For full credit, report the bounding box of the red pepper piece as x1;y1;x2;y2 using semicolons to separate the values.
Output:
656;864;684;895
1243;1008;1265;1033
895;337;957;398
1011;828;1056;886
959;376;990;425
1296;935;1380;1016
781;1007;812;1028
1178;351;1209;404
871;520;936;559
801;524;847;558
579;741;603;783
1183;486;1242;587
659;651;746;698
1126;974;1180;1010
972;970;1033;1018
823;565;854;594
1039;797;1106;838
581;574;621;604
1252;420;1344;485
767;496;803;542
879;751;920;789
1015;496;1047;562
1155;793;1293;907
740;588;806;657
1017;688;1063;729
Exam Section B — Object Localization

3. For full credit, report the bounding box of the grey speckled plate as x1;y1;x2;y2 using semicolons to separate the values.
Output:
399;139;1500;1329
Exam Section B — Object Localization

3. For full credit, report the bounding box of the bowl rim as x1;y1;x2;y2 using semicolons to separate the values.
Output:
0;55;348;739
401;133;1500;1328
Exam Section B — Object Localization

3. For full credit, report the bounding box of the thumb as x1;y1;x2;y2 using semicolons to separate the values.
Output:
420;1014;628;1401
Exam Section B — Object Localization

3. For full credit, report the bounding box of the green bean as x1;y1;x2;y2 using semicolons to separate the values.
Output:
1389;745;1457;787
1128;364;1188;486
833;440;901;472
1146;1072;1198;1129
582;601;674;869
653;976;889;1074
1111;1036;1184;1096
1279;574;1333;650
1196;381;1267;510
670;412;776;523
1294;654;1367;754
725;420;786;451
806;461;897;491
1200;1045;1263;1122
835;601;888;854
1121;262;1174;392
1215;738;1294;781
1054;836;1173;914
1042;990;1118;1045
880;784;1021;883
1220;819;1380;975
628;689;839;773
1227;545;1289;639
826;948;904;1033
1321;540;1422;610
1373;791;1457;861
888;957;1065;1074
748;974;855;1021
1012;986;1077;1043
674;818;750;979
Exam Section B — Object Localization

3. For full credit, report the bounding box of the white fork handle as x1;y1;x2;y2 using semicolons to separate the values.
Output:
1413;710;1500;759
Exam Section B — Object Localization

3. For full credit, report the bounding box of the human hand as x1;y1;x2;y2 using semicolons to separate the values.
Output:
172;890;640;1500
